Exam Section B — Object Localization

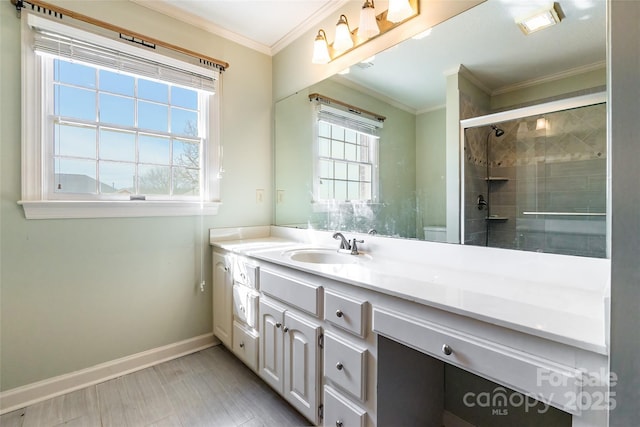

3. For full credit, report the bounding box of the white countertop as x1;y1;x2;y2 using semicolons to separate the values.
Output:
211;227;610;355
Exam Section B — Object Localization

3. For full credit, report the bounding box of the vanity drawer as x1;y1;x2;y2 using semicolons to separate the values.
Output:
324;332;367;401
260;270;322;317
232;320;259;372
323;385;366;427
372;307;583;415
232;284;259;328
324;289;367;338
234;258;259;289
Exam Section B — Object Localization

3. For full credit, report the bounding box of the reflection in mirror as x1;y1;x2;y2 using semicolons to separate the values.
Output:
462;94;607;258
275;0;606;248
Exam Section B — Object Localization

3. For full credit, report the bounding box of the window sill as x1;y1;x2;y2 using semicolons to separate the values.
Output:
18;200;221;219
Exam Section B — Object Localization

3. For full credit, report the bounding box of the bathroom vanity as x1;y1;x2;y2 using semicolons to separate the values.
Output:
210;226;610;427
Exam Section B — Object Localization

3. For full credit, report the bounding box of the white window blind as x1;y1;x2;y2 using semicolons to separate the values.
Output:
28;14;218;93
316;104;383;136
313;103;381;203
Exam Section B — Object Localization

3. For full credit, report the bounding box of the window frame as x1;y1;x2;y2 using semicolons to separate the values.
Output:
19;13;221;219
311;104;381;211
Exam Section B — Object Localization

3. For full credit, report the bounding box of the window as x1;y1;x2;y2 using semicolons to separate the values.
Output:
20;13;221;218
317;121;376;201
313;102;381;204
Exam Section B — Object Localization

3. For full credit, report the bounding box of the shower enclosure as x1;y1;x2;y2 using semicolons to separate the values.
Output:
461;93;607;258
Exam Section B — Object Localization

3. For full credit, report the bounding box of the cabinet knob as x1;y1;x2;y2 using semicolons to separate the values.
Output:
335;309;344;318
336;421;343;427
283;326;289;333
442;344;453;356
336;362;344;371
224;266;229;272
275;322;282;328
239;342;244;348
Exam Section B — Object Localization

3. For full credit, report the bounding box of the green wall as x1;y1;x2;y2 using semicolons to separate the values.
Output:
0;0;272;391
416;108;447;231
274;78;417;237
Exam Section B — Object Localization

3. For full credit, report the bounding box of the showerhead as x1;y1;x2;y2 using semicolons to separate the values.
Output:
491;125;505;137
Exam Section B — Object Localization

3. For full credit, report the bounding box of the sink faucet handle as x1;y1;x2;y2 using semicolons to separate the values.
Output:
350;238;364;255
332;232;351;250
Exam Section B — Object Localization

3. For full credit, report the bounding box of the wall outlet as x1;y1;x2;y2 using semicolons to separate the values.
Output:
256;189;265;203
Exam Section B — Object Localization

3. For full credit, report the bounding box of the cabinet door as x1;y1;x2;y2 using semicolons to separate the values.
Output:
213;251;233;348
259;298;285;393
283;310;322;425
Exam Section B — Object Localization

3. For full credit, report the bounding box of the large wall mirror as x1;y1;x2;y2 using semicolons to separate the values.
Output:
274;0;606;255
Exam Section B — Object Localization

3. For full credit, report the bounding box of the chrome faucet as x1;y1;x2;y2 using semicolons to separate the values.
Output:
332;232;351;250
350;238;364;255
332;232;365;255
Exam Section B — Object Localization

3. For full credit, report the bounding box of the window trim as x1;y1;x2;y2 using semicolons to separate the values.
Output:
311;105;381;210
19;12;221;219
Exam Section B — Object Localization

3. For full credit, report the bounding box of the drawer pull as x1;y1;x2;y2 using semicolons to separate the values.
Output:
336;421;343;427
239;342;244;348
336;309;344;318
442;344;453;356
336;362;344;371
275;322;282;328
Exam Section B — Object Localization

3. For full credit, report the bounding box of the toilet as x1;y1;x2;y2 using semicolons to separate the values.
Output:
423;226;447;242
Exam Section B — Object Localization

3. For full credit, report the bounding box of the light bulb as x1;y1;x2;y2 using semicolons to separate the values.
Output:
311;29;331;64
333;14;354;52
359;0;380;39
387;0;414;23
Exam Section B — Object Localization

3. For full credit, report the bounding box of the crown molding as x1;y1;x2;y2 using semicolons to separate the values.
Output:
131;0;272;55
131;0;348;56
271;0;349;55
332;74;417;115
492;61;607;96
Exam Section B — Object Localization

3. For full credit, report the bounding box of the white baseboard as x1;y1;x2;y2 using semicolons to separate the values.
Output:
0;333;218;415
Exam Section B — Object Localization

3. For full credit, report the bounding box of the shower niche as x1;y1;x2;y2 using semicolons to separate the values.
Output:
462;94;607;258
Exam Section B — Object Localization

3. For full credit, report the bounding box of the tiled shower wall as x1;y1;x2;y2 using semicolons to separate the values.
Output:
464;103;607;258
462;94;490;246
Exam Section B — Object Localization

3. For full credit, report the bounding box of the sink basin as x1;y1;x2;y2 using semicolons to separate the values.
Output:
284;248;371;265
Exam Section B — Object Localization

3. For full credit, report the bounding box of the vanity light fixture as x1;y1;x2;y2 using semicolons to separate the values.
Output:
359;0;380;39
386;0;415;23
516;2;563;35
311;0;418;64
311;29;331;64
333;14;354;52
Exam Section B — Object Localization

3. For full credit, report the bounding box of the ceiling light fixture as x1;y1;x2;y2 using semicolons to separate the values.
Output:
333;14;354;52
516;3;563;35
387;0;415;23
359;0;380;39
311;29;331;64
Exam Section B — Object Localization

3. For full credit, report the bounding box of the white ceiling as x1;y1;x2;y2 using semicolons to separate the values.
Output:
133;0;345;54
134;0;606;111
338;0;606;112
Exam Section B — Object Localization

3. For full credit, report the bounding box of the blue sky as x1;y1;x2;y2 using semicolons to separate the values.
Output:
53;59;202;195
